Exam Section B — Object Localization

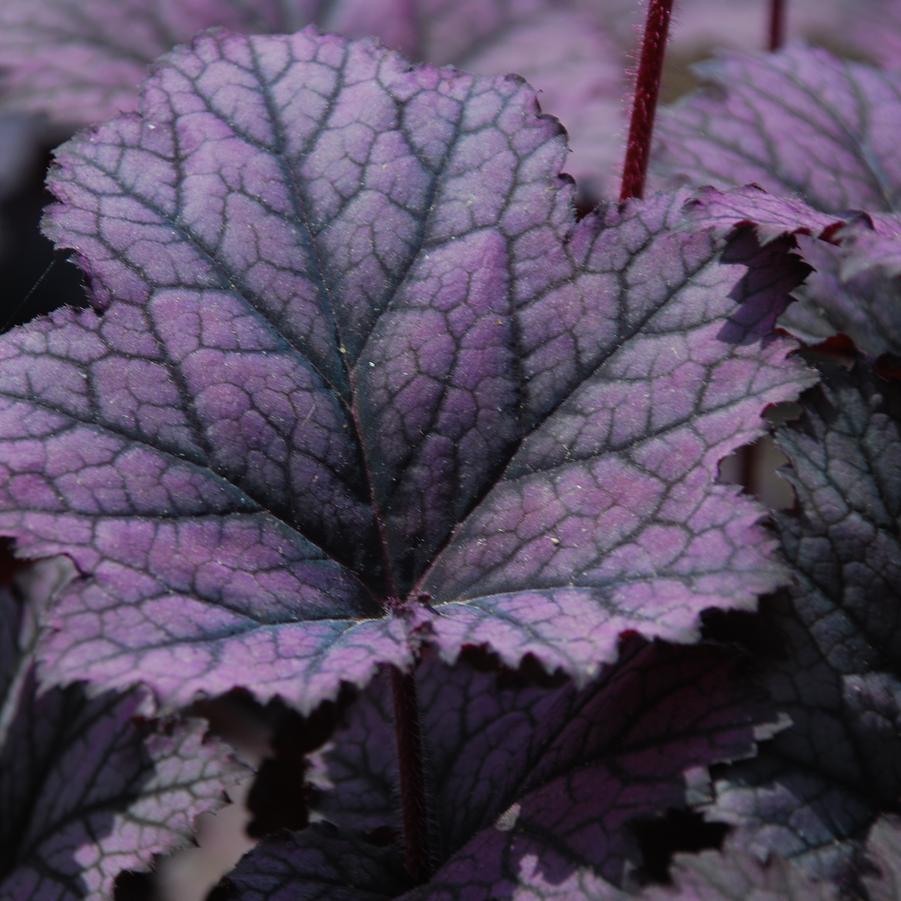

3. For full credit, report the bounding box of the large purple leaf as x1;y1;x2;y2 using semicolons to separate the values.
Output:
0;565;242;900
683;186;901;356
0;31;813;711
219;642;769;898
654;48;901;214
704;366;901;884
0;0;625;196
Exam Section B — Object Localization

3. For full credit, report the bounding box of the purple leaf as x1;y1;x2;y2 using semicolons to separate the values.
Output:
683;186;846;244
0;565;243;900
338;1;626;197
0;31;813;712
705;366;901;883
0;1;625;197
791;220;901;356
642;841;839;900
683;185;901;244
684;187;901;356
222;642;769;897
409;3;626;197
654;48;901;214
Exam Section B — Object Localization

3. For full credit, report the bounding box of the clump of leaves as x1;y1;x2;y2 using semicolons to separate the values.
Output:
0;1;898;899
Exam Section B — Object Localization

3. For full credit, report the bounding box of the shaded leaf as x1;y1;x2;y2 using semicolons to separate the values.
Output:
214;828;407;901
0;30;814;712
224;641;769;898
655;48;901;214
0;564;243;900
706;366;901;883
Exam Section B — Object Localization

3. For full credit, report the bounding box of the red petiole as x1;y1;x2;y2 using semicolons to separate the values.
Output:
620;0;675;202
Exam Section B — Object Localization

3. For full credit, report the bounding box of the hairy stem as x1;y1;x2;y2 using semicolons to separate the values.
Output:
391;667;430;881
620;0;675;202
768;0;786;50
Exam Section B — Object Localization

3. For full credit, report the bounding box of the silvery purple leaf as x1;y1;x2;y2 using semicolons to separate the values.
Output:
683;187;901;356
792;220;901;357
706;366;901;884
341;1;626;197
0;567;243;900
0;31;813;712
411;2;625;198
642;842;839;900
655;48;901;214
683;186;846;244
683;186;901;245
221;642;768;897
0;0;625;196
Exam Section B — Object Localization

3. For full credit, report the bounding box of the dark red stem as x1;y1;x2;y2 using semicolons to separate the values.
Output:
620;0;675;202
768;0;786;50
391;667;430;881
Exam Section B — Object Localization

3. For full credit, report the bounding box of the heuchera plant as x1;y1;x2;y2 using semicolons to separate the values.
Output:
0;0;897;898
